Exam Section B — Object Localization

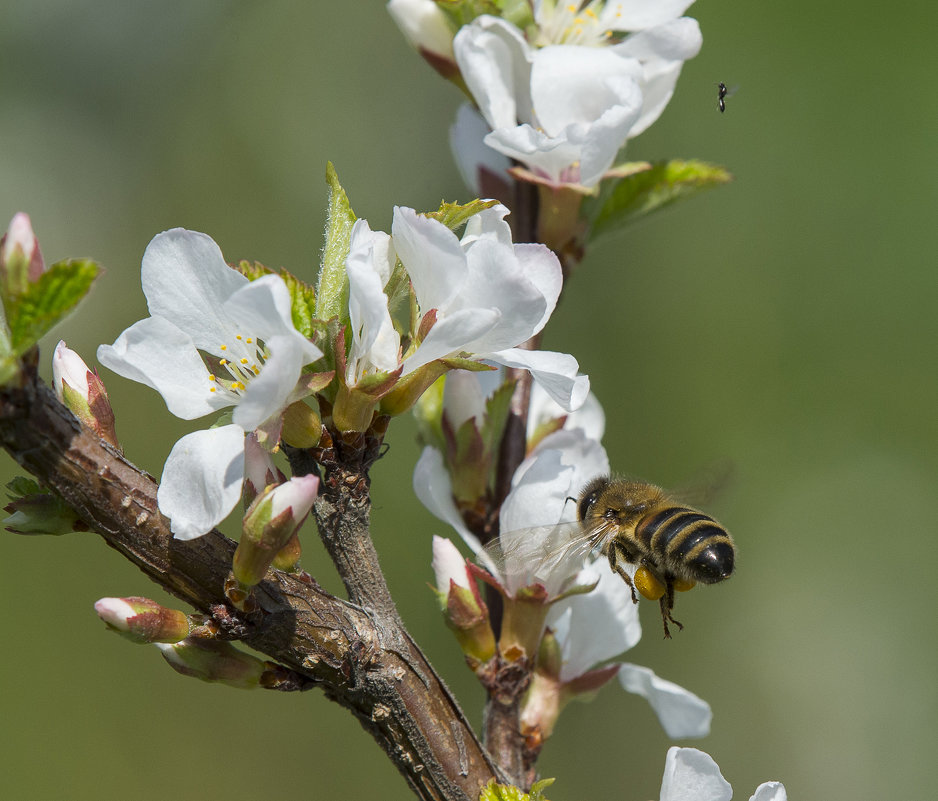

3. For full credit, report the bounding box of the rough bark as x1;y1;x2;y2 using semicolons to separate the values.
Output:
0;370;502;801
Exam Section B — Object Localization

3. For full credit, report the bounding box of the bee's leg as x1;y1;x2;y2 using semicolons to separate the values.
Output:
659;582;683;639
607;546;638;604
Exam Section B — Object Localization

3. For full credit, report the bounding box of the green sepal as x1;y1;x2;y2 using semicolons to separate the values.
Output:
379;357;494;417
238;261;317;339
427;198;499;231
383;256;413;337
437;1;502;29
316;162;357;325
281;270;318;339
497;0;535;29
480;379;514;462
235;260;273;280
479;778;554;801
448;416;487;503
307;317;343;400
588;159;732;241
413;374;445;451
0;256;98;359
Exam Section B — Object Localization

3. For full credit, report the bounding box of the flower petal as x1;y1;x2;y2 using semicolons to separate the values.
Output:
450;103;512;196
530;45;642;135
392;206;467;312
599;1;696;31
487;347;589;412
749;782;788;801
157;424;246;540
140;229;248;349
659;747;732;801
403;308;500;375
619;664;712;738
97;315;229;420
224;275;323;430
412;446;479;551
548;560;642;681
527;382;605;442
347;220;400;381
454;16;533;130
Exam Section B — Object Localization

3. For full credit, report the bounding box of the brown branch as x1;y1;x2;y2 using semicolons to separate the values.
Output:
0;369;501;801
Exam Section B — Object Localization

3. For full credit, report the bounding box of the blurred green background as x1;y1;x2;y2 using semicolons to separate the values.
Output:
2;2;936;800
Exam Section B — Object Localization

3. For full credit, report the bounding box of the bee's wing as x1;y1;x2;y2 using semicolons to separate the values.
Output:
480;521;598;590
670;459;735;508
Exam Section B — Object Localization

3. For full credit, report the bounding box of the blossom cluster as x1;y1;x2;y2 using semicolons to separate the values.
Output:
417;375;712;743
91;197;586;540
390;0;702;190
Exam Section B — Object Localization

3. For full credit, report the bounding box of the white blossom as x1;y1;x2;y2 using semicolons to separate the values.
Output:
452;9;701;187
392;203;587;410
659;747;787;801
97;229;322;539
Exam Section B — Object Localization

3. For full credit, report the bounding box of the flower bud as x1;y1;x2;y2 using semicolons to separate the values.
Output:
0;212;44;292
432;536;495;665
94;596;191;644
52;341;119;448
280;400;323;448
155;639;266;689
231;474;319;591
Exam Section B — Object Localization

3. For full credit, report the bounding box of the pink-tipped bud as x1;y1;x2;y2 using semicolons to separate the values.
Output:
0;213;44;289
431;536;495;665
94;596;191;644
52;341;119;448
231;474;319;591
155;639;266;690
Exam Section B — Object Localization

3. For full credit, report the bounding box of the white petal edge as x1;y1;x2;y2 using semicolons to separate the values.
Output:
140;229;248;348
749;782;788;801
157;424;246;540
413;447;479;552
619;663;712;739
659;747;732;801
548;560;642;681
97;315;229;420
487;347;589;412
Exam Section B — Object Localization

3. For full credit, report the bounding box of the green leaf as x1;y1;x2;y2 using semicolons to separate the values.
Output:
2;257;99;355
5;476;42;499
316;162;356;324
589;159;732;241
3;477;85;536
478;778;554;801
428;198;499;232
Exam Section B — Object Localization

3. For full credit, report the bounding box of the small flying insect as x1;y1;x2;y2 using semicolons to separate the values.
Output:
484;475;736;638
717;81;728;113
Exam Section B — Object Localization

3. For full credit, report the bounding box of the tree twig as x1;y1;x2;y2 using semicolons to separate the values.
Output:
0;368;502;801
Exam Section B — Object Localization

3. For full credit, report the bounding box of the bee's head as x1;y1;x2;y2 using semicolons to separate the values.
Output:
576;475;612;522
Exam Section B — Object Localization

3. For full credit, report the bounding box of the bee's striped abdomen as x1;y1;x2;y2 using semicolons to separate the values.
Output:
635;506;735;584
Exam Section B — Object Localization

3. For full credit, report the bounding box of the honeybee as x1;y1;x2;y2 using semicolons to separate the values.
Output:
576;476;735;638
484;475;735;638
